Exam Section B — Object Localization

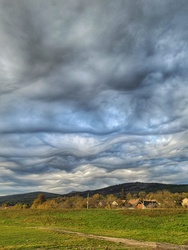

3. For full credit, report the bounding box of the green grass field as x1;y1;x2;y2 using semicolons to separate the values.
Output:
0;208;187;249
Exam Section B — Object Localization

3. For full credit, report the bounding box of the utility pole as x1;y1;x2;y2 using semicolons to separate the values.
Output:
87;193;89;209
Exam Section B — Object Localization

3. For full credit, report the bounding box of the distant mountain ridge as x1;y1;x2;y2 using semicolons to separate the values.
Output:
0;191;59;206
70;182;188;198
0;182;188;206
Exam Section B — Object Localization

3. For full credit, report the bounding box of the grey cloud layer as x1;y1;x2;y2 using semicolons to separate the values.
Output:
0;0;188;195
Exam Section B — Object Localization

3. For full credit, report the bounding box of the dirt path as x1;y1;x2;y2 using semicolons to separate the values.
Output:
36;227;188;250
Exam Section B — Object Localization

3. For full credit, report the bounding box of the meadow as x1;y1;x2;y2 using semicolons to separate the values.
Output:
0;208;187;249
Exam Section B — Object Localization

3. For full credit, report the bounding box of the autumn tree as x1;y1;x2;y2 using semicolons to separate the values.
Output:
88;193;104;208
31;194;46;209
138;191;146;200
126;192;133;201
105;194;117;209
12;203;24;209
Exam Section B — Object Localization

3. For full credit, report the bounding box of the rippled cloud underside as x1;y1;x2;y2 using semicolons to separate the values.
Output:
0;0;188;195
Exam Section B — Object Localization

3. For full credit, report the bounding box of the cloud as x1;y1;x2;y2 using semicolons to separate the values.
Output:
0;0;188;195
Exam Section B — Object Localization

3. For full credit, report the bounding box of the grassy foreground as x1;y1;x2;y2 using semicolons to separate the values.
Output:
0;208;187;249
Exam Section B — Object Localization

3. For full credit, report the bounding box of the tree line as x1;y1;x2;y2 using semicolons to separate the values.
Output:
2;190;188;209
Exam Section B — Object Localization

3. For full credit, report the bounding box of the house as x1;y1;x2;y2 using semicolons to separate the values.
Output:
182;198;188;208
127;199;140;208
125;199;158;209
111;200;118;207
136;200;158;209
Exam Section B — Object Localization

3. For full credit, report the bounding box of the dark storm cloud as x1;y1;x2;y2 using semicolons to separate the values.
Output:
0;0;188;195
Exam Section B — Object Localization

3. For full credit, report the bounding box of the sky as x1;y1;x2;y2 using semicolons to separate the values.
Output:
0;0;188;196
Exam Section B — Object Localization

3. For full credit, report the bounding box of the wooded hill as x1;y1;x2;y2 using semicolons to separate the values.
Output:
0;182;188;206
71;182;188;198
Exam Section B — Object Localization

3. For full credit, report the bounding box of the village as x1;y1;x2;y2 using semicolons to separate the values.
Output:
1;191;188;210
